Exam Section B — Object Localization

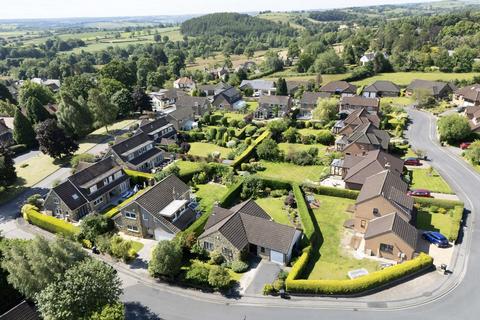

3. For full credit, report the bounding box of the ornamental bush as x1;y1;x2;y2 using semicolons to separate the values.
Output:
208;266;232;289
231;260;249;273
185;263;210;286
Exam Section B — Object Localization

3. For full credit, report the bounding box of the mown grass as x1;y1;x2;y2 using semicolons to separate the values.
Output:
188;142;231;158
352;72;480;87
195;183;228;216
278;143;328;157
255;196;292;226
256;160;327;184
411;168;454;194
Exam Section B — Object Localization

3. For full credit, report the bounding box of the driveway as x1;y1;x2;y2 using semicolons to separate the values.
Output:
244;260;281;295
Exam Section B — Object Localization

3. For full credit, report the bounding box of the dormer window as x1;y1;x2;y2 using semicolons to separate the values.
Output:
90;185;97;194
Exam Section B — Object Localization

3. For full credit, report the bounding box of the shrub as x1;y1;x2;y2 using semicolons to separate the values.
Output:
263;283;276;295
79;214;112;243
286;253;433;294
414;197;463;209
273;279;285;291
8;144;27;155
185;263;210;286
278;270;289;280
449;206;463;242
190;243;209;260
26;194;43;207
22;205;79;237
208;266;232;289
209;250;225;265
231;130;270;168
302;184;360;199
316;130;335;145
256;138;280;161
271;189;287;197
110;235;133;262
231;260;249;273
149;240;183;279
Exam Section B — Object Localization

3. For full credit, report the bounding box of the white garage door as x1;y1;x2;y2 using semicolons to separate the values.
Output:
154;228;174;241
270;250;284;265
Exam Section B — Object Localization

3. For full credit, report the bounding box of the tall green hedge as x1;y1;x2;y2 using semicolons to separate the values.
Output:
254;176;292;191
414;197;464;209
449;206;464;242
302;184;360;200
124;169;154;185
219;179;244;207
231;130;270;169
286;253;433;295
292;184;315;241
22;204;79;237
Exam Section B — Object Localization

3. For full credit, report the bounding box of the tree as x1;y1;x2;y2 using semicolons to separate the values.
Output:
287;42;300;59
88;89;119;132
0;100;17;117
1;237;86;300
18;81;55;107
36;119;78;159
438;114;471;144
60;74;95;101
267;119;288;141
100;60;136;88
0;82;14;103
13;108;37;148
282;127;298;143
276;77;288;96
342;44;356;64
132;86;152;113
79;215;112;244
256;138;280;161
313;49;346;74
99;78;125;99
36;259;123;320
208;266;232;289
148;240;183;279
0;144;16;186
111;88;134;118
312;98;339;123
25;96;50;124
90;303;125;320
263;50;283;72
136;56;157;87
465;140;480;165
296;53;315;73
57;93;93;138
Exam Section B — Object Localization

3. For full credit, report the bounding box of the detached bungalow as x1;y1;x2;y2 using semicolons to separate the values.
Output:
239;80;276;96
298;91;331;119
198;200;302;265
114;175;197;240
212;87;245;110
319;81;357;97
362;80;400;98
405;79;456;99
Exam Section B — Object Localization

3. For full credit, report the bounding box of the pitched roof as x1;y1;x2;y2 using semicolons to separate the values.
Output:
465;105;480;117
300;91;331;105
200;199;300;254
1;300;40;320
344;149;404;185
131;174;190;216
167;105;195;121
138;116;177;139
239;80;275;91
155;88;188;100
345;123;390;150
319;81;357;94
258;95;291;106
363;80;400;93
406;79;456;95
455;84;480;103
286;80;308;93
175;77;195;85
356;170;414;219
341;108;381;129
341;95;380;109
364;212;418;249
175;95;208;109
198;82;231;95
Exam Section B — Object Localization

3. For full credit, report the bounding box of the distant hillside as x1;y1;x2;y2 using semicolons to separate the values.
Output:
180;12;296;38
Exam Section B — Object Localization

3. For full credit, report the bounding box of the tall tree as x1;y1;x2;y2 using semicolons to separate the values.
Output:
0;144;16;186
131;86;152;113
57;93;93;138
98;78;125;99
36;259;123;320
87;89;119;133
276;77;288;96
1;237;86;300
149;240;183;280
60;74;95;101
25;96;51;124
35;119;78;159
313;97;339;123
13;108;37;148
111;88;134;118
18;81;55;107
0;82;14;103
99;60;136;88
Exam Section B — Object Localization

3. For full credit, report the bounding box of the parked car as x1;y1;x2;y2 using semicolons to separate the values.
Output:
460;142;471;150
404;157;421;166
407;189;432;197
422;231;449;248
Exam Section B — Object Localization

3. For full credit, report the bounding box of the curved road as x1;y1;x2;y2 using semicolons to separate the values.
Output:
119;108;480;320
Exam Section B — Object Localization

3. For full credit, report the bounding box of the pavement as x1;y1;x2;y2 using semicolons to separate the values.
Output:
2;108;480;319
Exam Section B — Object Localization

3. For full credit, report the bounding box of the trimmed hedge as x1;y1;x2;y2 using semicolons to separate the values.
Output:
287;245;312;281
286;253;433;295
231;130;270;169
125;169;154;185
22;204;79;237
292;184;315;241
414;197;464;209
254;176;292;191
449;206;464;242
219;179;245;208
302;183;360;200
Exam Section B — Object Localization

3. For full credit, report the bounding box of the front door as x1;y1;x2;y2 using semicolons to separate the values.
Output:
249;244;257;255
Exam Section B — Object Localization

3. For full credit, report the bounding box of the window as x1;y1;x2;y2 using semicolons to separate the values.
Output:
373;208;379;216
142;213;148;221
114;171;123;180
203;241;214;251
53;197;59;205
380;243;394;254
360;220;366;228
260;247;265;254
125;211;136;219
127;225;139;233
93;197;103;206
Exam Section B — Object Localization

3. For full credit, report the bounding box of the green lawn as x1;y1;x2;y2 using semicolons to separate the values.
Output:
14;153;62;187
306;195;380;280
416;209;456;237
255;197;292;226
381;96;414;107
256;161;327;184
411;168;453;194
266;71;349;83
352;72;480;87
278;143;328;157
188;142;231;158
298;128;323;137
174;160;203;176
130;241;144;253
195;183;228;215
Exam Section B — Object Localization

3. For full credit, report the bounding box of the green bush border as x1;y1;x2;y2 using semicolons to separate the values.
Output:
302;183;360;200
286;252;433;295
292;184;315;241
449;206;463;242
22;204;79;237
231;130;270;169
414;196;464;209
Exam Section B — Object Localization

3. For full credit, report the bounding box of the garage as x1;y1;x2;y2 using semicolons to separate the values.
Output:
154;228;174;241
270;250;285;265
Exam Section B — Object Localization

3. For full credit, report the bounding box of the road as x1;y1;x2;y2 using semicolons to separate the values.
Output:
1;110;479;320
118;108;480;320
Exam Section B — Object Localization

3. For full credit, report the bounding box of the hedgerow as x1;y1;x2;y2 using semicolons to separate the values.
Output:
22;204;79;237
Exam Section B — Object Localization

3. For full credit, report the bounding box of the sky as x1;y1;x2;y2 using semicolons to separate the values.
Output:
0;0;437;20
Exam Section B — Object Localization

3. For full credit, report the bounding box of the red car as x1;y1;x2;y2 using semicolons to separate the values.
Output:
408;189;432;197
460;142;471;150
404;157;421;166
